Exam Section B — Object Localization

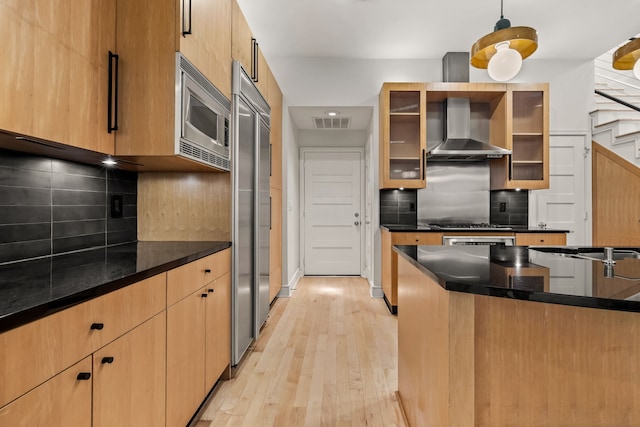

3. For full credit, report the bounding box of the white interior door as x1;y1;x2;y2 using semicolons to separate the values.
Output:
530;132;588;245
302;149;363;275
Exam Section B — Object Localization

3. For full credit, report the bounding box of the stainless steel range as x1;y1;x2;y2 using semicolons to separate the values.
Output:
426;222;513;231
423;222;516;246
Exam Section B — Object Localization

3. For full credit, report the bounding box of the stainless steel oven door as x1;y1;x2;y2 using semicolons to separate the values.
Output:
442;235;515;246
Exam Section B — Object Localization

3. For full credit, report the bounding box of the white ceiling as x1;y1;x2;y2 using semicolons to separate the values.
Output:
237;0;640;130
289;106;374;130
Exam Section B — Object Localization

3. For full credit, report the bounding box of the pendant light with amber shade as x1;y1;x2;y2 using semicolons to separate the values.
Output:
470;0;538;81
612;37;640;80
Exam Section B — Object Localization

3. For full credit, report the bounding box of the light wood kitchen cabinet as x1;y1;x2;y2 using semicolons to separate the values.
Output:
231;0;253;74
381;229;443;312
515;232;566;246
167;288;207;427
232;0;269;96
93;313;166;427
114;0;231;171
178;0;232;98
0;356;92;427
491;83;549;190
0;272;165;409
166;248;231;426
0;0;115;154
379;83;427;189
269;69;283;190
270;188;283;302
205;272;232;390
268;65;283;302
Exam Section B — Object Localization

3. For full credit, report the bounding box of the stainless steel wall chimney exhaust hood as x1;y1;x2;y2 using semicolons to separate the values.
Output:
427;53;512;161
427;97;511;160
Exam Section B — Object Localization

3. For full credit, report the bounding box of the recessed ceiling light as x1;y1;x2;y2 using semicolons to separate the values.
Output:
325;110;339;117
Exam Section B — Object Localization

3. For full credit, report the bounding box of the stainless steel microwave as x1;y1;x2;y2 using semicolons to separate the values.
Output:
176;54;231;171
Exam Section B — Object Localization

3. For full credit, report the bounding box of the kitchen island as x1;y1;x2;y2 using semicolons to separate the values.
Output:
395;244;640;427
380;225;569;313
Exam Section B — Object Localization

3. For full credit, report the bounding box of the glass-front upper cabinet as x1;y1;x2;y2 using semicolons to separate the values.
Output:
492;83;549;190
379;83;426;189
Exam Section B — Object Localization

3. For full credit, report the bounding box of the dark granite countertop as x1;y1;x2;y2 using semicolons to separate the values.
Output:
395;245;640;313
381;224;570;233
0;241;231;333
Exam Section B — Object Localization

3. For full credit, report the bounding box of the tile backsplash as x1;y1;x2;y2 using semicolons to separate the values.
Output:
0;149;137;264
490;190;528;226
380;189;417;226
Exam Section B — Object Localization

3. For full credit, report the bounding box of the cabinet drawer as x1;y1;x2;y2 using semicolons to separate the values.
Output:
0;356;92;427
392;232;443;245
167;249;231;306
0;273;166;408
515;233;566;246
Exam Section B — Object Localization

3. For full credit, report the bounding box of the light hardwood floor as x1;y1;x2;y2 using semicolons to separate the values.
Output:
194;276;407;426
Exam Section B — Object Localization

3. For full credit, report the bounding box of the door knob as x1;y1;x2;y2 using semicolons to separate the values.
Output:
354;221;360;225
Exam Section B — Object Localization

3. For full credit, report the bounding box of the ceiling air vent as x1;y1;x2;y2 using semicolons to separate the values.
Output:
312;117;351;129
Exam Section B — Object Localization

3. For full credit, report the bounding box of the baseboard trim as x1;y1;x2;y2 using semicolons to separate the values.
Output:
277;268;303;297
369;279;384;298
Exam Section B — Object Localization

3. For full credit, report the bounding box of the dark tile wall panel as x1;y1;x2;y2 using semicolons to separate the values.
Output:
380;189;417;226
106;169;137;245
0;149;138;264
490;190;529;226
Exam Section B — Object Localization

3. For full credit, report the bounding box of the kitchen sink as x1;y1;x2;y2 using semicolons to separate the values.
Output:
530;247;640;262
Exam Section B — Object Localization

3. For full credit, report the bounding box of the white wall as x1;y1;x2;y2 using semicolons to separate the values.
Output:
299;129;367;147
274;56;595;291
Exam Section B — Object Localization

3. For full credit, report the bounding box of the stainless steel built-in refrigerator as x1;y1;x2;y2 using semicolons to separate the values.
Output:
231;61;271;366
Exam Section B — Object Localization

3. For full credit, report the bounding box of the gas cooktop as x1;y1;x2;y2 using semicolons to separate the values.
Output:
425;223;513;230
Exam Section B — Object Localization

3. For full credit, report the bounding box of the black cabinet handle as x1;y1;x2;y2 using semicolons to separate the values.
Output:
208;288;214;293
182;0;192;36
201;293;208;298
269;196;272;231
251;38;258;82
269;143;272;177
204;269;211;273
77;372;91;381
90;323;104;330
422;149;426;180
101;357;114;364
107;51;119;133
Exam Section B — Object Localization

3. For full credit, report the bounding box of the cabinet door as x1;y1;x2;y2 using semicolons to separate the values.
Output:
254;45;269;98
379;83;427;189
269;188;282;302
167;288;206;427
268;69;283;190
205;273;231;391
0;3;34;136
93;313;166;427
231;0;253;73
493;83;549;190
178;0;232;99
68;0;116;154
0;1;115;154
0;356;92;427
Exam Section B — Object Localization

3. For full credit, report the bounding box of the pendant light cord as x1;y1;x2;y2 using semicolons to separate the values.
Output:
500;0;504;19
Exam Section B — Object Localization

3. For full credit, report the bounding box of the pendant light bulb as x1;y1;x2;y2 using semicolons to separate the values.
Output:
634;59;640;80
487;41;523;81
